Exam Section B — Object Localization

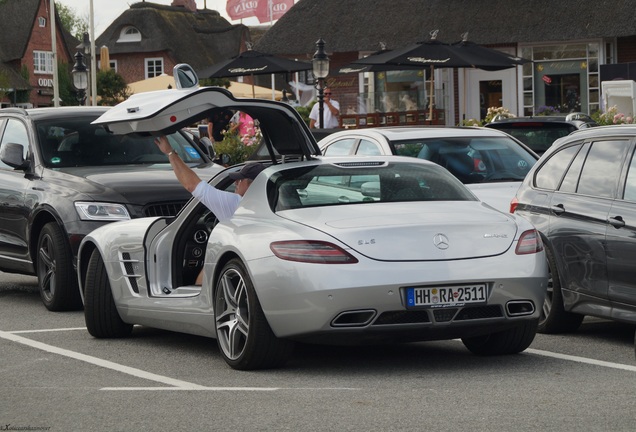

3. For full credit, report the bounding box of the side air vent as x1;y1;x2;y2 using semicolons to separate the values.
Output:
121;252;139;293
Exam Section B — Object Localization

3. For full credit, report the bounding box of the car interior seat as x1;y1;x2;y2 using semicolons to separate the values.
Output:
275;182;304;211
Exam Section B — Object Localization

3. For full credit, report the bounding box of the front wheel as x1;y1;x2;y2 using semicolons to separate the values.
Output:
462;320;538;355
36;222;82;311
538;246;584;334
84;249;133;338
214;258;294;370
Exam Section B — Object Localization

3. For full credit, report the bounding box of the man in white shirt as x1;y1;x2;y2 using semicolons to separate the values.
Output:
309;87;340;129
154;135;265;284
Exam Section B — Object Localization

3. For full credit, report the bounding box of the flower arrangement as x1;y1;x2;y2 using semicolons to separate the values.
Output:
536;105;558;116
459;118;482;127
592;106;636;126
483;106;516;124
213;128;261;165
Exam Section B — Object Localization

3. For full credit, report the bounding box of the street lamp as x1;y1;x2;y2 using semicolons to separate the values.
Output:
72;51;88;105
312;38;330;128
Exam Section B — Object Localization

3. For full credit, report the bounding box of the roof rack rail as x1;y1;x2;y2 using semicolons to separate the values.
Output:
1;107;29;115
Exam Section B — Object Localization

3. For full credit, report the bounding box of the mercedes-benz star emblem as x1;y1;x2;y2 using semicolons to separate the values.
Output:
433;233;449;250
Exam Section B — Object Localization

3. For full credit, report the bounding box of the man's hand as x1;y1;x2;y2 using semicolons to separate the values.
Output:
154;135;172;154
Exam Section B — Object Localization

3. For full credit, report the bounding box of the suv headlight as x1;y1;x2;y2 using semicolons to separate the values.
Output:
75;202;131;221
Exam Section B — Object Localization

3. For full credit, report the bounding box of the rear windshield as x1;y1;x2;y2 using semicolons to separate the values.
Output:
391;136;536;184
268;162;476;211
488;123;576;154
36;116;204;168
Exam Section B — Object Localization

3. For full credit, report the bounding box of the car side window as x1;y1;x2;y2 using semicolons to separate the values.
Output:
356;139;382;156
559;143;589;193
0;118;29;169
624;148;636;201
576;140;628;198
534;144;580;190
323;138;356;156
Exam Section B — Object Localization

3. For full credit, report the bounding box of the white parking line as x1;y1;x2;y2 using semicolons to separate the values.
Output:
0;329;357;391
526;348;636;372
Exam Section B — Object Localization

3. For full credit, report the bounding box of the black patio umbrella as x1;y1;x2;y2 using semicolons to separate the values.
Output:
351;34;530;119
199;49;312;98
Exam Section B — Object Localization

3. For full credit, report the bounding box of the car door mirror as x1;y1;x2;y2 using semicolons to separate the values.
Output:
173;64;199;89
198;136;216;159
0;142;29;169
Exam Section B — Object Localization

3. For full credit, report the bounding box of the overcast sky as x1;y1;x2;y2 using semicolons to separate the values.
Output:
55;0;261;35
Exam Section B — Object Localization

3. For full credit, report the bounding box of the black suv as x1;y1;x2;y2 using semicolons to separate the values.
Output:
512;125;636;333
0;106;222;311
485;113;597;155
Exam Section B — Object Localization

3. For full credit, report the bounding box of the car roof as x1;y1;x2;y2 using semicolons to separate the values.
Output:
320;126;513;143
555;124;636;141
93;86;319;162
486;113;597;127
2;106;109;121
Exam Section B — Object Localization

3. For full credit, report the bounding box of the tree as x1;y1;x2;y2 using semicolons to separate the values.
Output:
55;1;88;40
97;69;130;106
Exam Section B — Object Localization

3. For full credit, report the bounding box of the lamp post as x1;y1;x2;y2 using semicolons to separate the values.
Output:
76;32;92;104
72;51;88;105
312;38;330;128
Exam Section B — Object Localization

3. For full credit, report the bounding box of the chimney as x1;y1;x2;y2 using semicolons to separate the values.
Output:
171;0;197;12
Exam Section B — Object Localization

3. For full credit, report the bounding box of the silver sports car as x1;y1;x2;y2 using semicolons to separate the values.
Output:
78;68;548;370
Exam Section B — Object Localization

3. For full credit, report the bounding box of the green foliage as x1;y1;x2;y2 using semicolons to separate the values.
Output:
15;65;30;104
295;105;311;126
55;2;88;40
200;77;232;88
97;69;130;106
56;61;76;106
213;130;260;165
0;70;10;101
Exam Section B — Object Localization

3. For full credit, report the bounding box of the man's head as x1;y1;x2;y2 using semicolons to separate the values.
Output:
323;87;333;101
228;162;266;196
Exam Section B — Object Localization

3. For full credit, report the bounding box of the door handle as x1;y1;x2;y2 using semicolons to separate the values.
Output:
550;203;565;215
608;215;626;228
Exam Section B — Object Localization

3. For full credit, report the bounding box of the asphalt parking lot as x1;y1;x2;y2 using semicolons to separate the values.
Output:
1;271;635;431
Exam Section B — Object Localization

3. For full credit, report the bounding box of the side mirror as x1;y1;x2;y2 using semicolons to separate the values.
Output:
0;142;29;170
198;136;216;160
173;64;199;89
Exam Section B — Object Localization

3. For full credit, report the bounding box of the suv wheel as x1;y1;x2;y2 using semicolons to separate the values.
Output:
36;222;82;311
538;246;584;333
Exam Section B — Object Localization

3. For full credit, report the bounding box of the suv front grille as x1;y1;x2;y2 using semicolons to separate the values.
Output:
142;201;187;217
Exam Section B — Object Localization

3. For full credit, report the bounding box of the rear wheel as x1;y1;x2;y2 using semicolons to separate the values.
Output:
214;258;294;370
538;247;584;334
462;320;538;355
36;222;82;311
84;249;133;338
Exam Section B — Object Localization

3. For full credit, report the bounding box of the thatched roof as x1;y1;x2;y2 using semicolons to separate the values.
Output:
96;2;250;72
256;0;636;55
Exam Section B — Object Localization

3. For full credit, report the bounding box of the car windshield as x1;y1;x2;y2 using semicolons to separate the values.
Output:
490;123;575;154
36;116;204;168
391;136;536;184
268;161;476;211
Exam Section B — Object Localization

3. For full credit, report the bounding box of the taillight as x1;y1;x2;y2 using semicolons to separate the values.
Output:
270;240;359;264
509;196;519;214
515;230;544;255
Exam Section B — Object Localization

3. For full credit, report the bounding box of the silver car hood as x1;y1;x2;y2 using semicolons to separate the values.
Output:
282;201;518;261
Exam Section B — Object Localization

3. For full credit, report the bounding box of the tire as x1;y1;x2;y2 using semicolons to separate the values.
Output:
538;246;584;334
462;320;538;355
84;249;133;338
36;222;82;311
214;258;294;370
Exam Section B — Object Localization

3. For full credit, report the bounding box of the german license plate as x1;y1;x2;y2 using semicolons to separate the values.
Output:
406;284;488;308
